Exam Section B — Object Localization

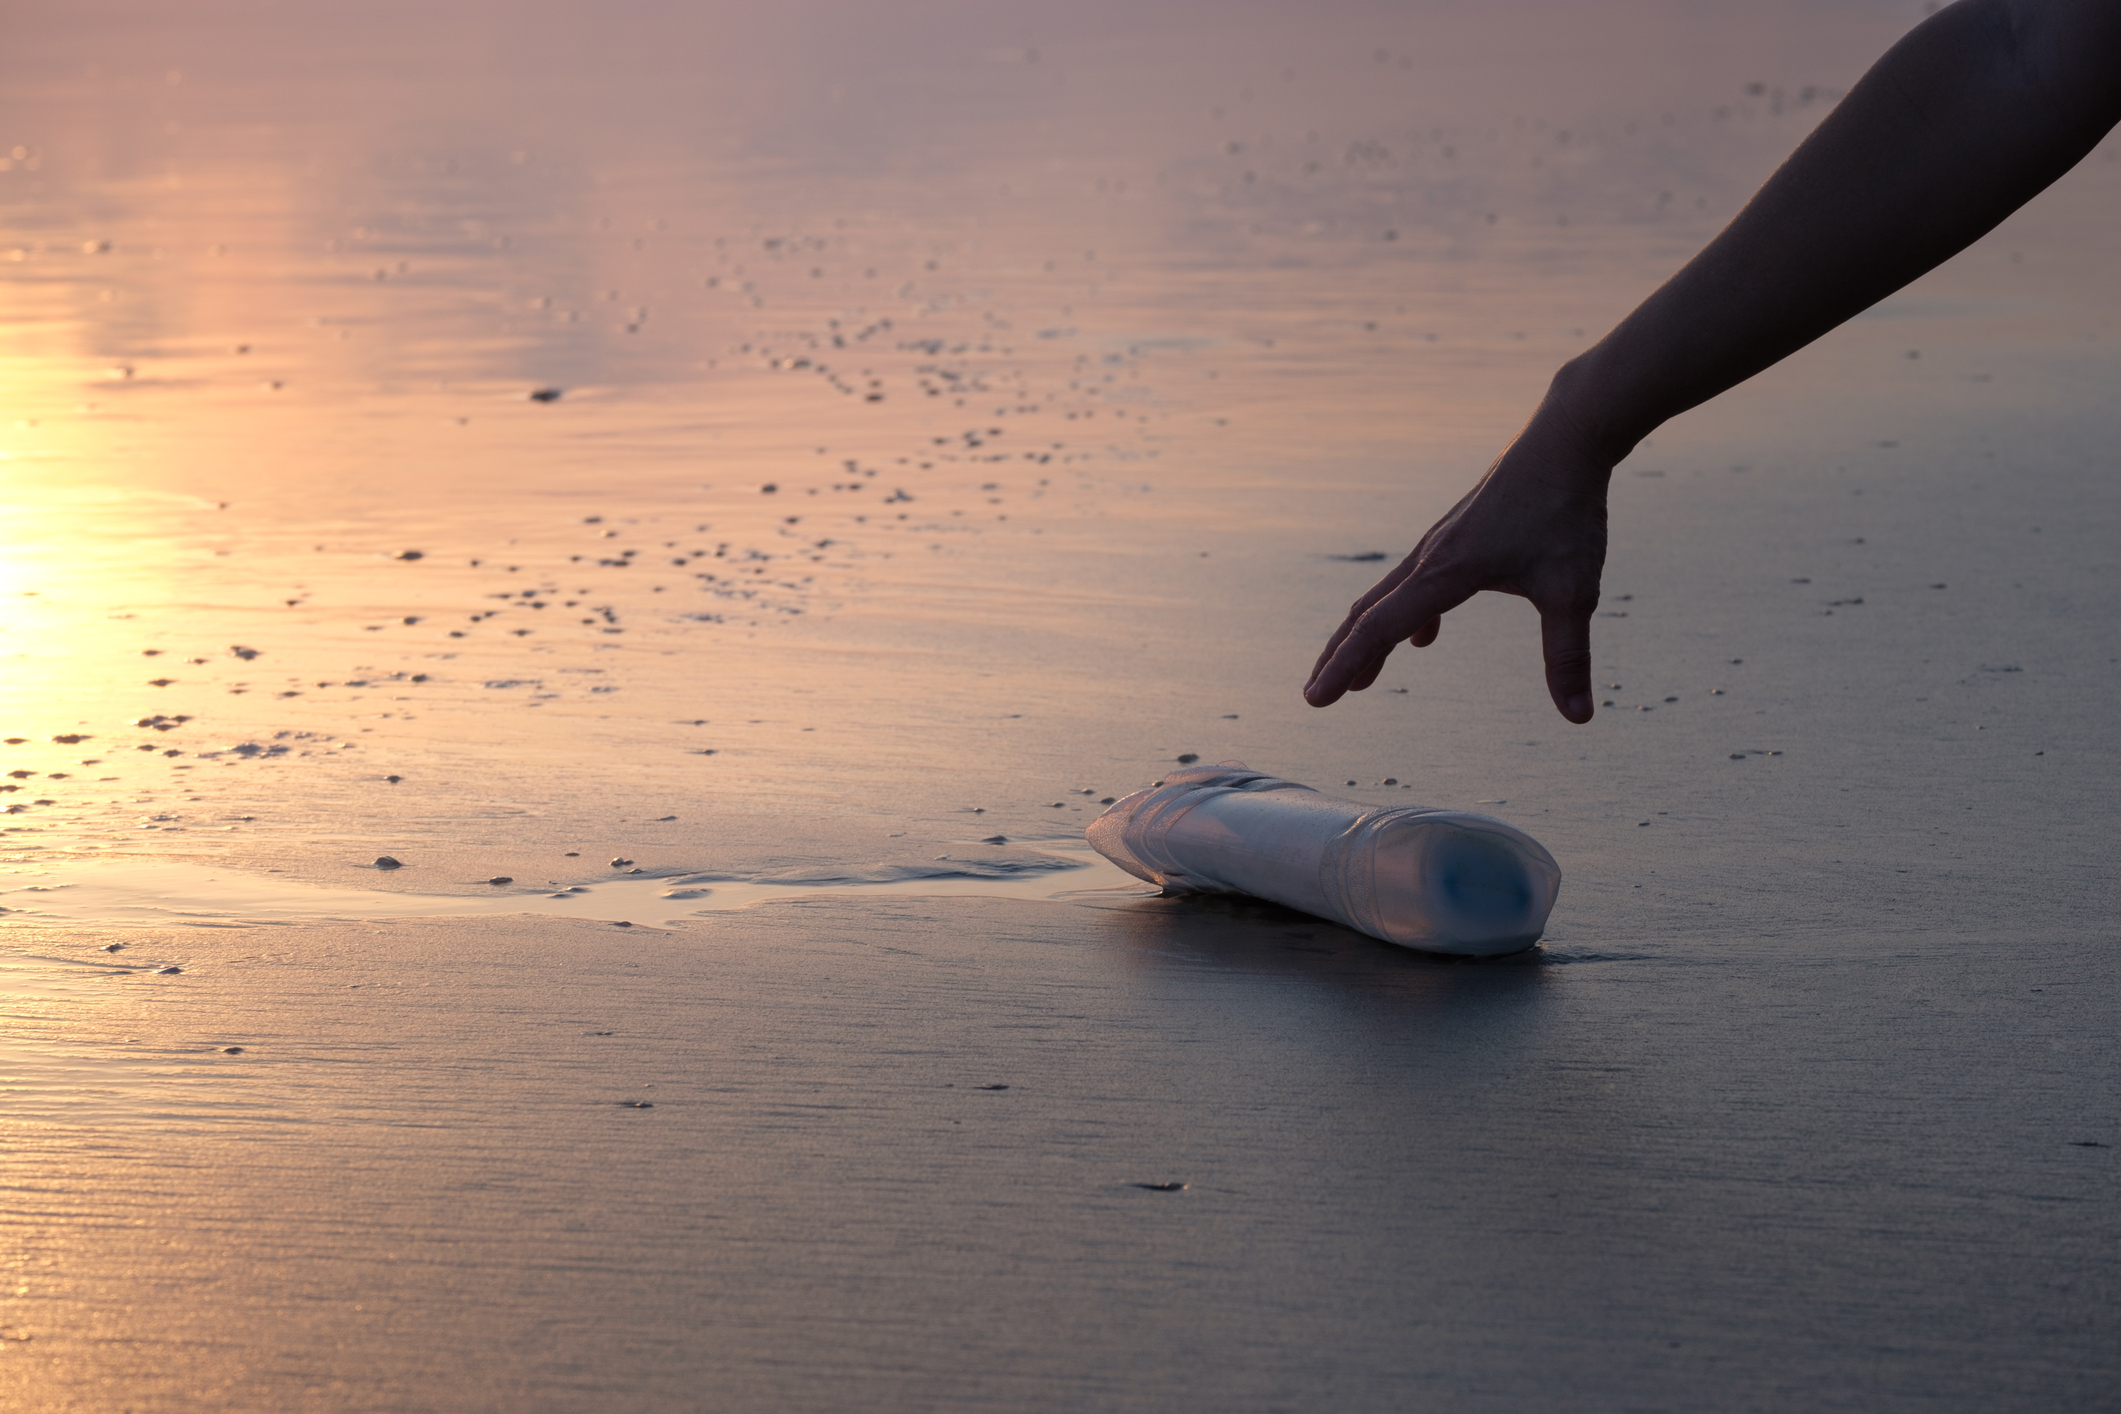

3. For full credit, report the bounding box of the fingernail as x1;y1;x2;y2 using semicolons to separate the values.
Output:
1566;693;1593;721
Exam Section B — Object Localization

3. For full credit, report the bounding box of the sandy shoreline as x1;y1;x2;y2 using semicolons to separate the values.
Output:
4;0;2118;1405
3;899;2114;1411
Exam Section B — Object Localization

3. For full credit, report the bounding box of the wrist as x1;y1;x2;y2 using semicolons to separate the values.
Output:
1543;350;1655;470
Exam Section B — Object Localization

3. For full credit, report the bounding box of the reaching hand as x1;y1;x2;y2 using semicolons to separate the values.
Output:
1302;404;1612;723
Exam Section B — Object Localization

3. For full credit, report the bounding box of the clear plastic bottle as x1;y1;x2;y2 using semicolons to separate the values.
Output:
1087;763;1561;957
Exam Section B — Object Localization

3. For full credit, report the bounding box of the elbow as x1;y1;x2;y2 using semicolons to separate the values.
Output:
1999;0;2121;136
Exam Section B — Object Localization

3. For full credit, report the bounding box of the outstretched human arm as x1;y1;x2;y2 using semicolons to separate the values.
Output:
1304;0;2121;722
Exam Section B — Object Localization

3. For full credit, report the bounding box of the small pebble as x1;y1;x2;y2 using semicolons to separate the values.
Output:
374;856;403;869
977;1084;1010;1091
618;1099;653;1108
1133;1182;1187;1192
385;775;402;784
610;857;633;868
1175;753;1199;764
528;387;563;402
395;550;424;561
488;876;513;886
1099;796;1115;804
612;920;633;928
222;1046;244;1055
102;942;125;953
157;965;183;975
983;835;1008;844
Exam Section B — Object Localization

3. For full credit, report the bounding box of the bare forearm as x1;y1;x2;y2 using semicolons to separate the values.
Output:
1555;0;2121;464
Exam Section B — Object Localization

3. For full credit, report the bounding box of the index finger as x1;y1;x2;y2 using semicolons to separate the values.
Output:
1303;571;1474;707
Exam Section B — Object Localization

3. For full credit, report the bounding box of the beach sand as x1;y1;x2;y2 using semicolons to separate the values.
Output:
2;0;2116;1407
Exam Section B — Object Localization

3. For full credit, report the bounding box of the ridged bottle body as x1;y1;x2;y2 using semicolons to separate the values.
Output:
1087;764;1561;957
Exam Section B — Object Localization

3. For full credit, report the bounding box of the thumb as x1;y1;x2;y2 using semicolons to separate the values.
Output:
1539;600;1595;724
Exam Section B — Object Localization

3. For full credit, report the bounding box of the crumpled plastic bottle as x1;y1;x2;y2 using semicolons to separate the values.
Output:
1087;763;1561;956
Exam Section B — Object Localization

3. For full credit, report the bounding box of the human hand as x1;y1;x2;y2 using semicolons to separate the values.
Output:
1302;407;1612;723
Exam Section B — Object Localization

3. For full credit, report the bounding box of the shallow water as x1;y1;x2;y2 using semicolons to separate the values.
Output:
3;1;2118;1408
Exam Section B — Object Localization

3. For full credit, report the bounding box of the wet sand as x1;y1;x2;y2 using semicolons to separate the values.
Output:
3;0;2118;1407
6;904;2115;1411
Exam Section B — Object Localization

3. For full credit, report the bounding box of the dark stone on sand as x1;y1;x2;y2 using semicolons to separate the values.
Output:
385;775;402;784
51;733;90;744
156;966;182;975
983;835;1008;844
1100;797;1115;805
1176;753;1199;764
374;856;403;869
977;1084;1010;1091
488;876;513;885
619;1099;653;1107
610;857;633;867
396;550;424;561
528;387;563;402
612;920;633;928
1133;1182;1187;1192
223;1046;244;1054
102;942;125;952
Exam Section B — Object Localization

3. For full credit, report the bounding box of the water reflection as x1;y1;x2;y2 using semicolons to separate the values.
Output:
1092;892;1559;1058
